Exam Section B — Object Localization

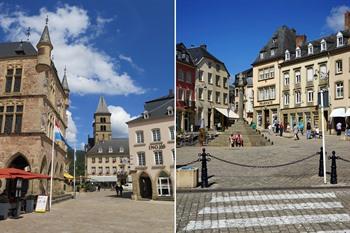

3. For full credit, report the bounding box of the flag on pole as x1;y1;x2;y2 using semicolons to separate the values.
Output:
54;120;72;150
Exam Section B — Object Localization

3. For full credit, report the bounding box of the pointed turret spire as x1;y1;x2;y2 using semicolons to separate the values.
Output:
37;16;53;49
62;66;70;93
95;96;110;114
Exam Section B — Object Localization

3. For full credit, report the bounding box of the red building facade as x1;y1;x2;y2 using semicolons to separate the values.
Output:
176;43;196;132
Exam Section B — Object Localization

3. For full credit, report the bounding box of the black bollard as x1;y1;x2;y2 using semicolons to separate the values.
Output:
198;148;210;188
319;147;324;177
328;151;339;184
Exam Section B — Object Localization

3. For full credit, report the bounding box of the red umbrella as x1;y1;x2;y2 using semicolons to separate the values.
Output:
0;168;50;179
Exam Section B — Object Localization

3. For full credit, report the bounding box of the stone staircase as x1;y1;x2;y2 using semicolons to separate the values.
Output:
209;120;273;147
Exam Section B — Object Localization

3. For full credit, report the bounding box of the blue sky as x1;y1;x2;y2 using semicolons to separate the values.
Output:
177;0;350;80
0;0;174;148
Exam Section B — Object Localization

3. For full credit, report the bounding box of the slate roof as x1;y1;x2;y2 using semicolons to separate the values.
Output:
86;138;129;157
187;45;230;76
234;68;253;87
176;43;195;67
282;30;350;64
62;68;69;92
95;96;110;114
0;42;37;59
253;25;296;65
37;25;52;48
127;92;174;124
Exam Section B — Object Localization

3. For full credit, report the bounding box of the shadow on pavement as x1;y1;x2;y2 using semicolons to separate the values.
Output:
106;191;132;199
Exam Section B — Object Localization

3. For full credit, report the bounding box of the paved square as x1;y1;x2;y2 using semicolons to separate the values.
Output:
177;133;350;189
0;190;174;233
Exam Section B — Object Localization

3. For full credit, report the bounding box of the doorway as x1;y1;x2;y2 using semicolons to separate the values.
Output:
264;109;269;129
6;154;30;199
139;173;152;199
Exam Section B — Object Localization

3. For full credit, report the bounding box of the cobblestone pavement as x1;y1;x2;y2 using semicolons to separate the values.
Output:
0;190;174;233
177;133;350;189
176;189;350;233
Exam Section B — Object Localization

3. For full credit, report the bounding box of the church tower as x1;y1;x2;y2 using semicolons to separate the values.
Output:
36;17;53;73
93;96;112;144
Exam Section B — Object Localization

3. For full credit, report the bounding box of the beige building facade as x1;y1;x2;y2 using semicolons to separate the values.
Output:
187;45;230;130
0;23;69;196
127;93;174;200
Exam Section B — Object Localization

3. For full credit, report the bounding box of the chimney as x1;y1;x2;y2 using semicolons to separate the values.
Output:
200;44;207;50
296;35;307;47
345;11;350;30
168;89;173;96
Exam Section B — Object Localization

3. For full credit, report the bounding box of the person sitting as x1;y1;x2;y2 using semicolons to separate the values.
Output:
236;134;243;147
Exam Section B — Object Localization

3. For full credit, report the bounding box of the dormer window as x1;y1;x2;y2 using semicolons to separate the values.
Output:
270;49;275;57
98;147;103;153
167;106;173;116
337;32;343;47
285;50;290;61
143;110;149;119
296;47;301;58
260;52;264;59
119;147;124;153
108;146;113;153
308;43;313;55
321;39;327;51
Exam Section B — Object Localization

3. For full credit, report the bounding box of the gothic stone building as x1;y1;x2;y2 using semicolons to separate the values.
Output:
0;23;70;196
85;97;130;185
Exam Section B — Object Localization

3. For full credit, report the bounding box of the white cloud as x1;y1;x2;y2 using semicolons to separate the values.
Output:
0;4;144;95
326;5;350;32
66;110;77;145
119;54;145;73
108;105;138;137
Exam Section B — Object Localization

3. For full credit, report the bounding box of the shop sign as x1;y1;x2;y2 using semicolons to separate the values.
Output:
259;101;273;106
35;195;48;213
149;143;166;150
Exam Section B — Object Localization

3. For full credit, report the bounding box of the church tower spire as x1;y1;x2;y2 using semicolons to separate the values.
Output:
93;96;112;144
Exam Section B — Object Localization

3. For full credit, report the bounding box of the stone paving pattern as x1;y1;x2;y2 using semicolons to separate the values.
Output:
176;189;350;233
0;190;174;233
177;132;350;189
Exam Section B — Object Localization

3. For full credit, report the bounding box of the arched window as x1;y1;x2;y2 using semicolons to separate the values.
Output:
296;47;301;58
285;50;290;61
321;39;327;51
308;43;313;55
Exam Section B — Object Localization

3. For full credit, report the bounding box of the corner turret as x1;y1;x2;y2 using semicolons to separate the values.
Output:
36;17;53;73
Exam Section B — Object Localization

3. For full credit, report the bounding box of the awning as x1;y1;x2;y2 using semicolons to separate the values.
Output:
346;108;350;117
88;176;117;182
0;168;50;179
330;108;346;117
215;107;239;119
64;172;74;179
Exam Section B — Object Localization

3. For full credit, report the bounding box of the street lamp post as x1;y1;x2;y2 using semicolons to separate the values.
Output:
314;70;329;184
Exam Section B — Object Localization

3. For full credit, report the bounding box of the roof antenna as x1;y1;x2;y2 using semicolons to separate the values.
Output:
64;65;67;75
45;15;49;25
26;27;31;41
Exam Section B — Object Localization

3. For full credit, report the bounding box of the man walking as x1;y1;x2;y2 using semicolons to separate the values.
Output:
336;122;342;136
306;121;312;139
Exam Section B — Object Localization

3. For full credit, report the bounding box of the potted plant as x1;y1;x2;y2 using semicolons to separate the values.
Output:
0;194;10;220
25;195;36;213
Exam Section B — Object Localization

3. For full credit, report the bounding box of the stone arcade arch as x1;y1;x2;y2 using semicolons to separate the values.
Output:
139;172;152;199
6;153;31;198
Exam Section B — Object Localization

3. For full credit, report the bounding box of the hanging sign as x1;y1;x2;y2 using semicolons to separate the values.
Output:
35;195;48;213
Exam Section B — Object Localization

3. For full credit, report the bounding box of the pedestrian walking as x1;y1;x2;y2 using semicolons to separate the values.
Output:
345;122;350;137
97;184;101;192
336;122;342;136
229;134;235;148
293;124;299;140
298;121;304;136
279;123;284;137
306;121;312;139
